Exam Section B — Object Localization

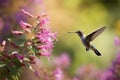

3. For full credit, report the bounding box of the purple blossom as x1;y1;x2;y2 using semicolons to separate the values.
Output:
14;11;28;24
14;7;33;24
101;70;115;80
101;51;120;80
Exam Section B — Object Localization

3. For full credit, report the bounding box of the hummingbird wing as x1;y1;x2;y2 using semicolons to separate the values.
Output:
86;26;106;42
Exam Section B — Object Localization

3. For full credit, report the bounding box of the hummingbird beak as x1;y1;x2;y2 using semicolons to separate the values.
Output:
68;32;76;33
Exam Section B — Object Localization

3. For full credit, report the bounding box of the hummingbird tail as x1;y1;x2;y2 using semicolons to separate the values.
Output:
94;49;101;56
92;48;101;56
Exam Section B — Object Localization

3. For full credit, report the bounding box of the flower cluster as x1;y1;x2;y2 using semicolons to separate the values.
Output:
12;9;57;58
0;8;57;80
35;13;57;58
100;37;120;80
101;53;120;80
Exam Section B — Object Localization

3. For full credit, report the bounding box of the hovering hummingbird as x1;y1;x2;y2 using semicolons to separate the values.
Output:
68;26;106;56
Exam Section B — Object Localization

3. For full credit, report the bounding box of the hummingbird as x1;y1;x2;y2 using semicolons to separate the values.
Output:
68;26;106;56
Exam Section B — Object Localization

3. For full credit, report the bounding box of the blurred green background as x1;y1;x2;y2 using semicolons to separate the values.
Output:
43;0;120;74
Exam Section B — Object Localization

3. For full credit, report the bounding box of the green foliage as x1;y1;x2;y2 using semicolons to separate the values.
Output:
0;61;22;80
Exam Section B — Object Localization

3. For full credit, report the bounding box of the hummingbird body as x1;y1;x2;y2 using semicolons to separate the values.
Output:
77;32;95;52
68;26;106;56
78;34;90;49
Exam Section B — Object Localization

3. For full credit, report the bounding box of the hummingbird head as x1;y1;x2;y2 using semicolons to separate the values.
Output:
68;31;83;37
75;31;83;37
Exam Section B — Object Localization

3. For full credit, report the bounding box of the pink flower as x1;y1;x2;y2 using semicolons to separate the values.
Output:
39;52;51;57
76;65;101;80
12;52;24;62
29;0;43;5
54;53;70;68
19;20;32;33
21;9;34;18
48;32;58;41
37;45;52;50
114;36;120;46
37;13;49;27
30;56;43;78
73;77;79;80
1;40;6;47
53;67;63;80
34;70;40;78
19;9;57;59
34;0;43;4
35;14;57;58
100;71;114;80
20;20;32;28
12;30;24;35
0;40;6;51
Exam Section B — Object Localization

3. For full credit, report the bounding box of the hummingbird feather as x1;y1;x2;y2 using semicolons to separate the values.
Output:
86;26;106;42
